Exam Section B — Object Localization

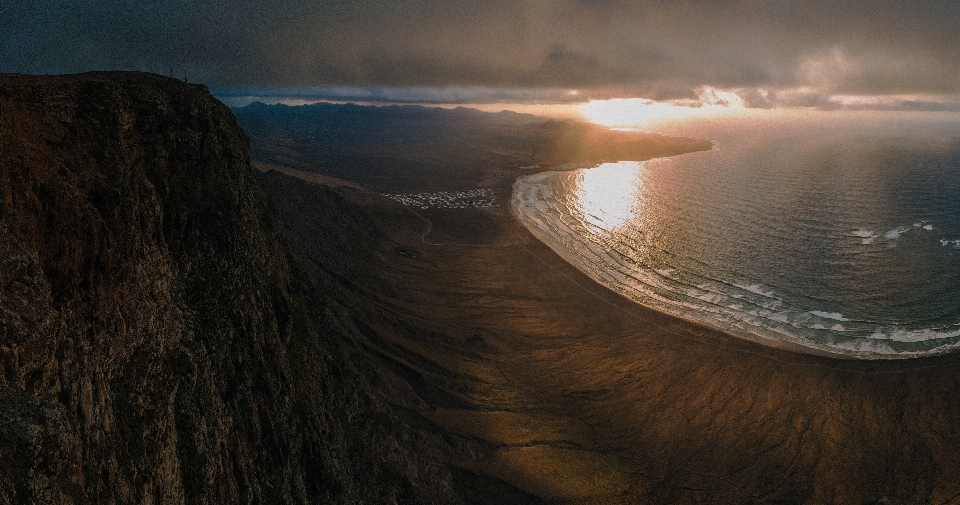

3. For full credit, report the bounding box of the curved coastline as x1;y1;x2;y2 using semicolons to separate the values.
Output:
511;163;960;360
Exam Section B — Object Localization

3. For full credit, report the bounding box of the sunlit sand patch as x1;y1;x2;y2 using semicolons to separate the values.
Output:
432;409;630;500
382;189;498;209
426;409;580;446
465;445;630;501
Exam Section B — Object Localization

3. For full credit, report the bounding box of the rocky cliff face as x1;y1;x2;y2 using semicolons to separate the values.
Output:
0;72;455;504
0;70;303;504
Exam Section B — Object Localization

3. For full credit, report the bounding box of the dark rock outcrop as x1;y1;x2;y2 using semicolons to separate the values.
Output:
0;72;456;504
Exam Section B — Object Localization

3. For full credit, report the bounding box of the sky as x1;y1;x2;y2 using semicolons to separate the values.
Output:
4;0;960;114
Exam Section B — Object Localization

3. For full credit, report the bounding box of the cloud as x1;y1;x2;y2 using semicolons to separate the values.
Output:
4;0;960;106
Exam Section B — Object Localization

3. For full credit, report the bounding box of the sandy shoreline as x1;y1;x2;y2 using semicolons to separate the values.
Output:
260;161;960;504
512;163;960;361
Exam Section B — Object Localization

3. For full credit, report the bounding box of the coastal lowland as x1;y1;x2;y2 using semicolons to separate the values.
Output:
238;100;960;504
5;73;960;504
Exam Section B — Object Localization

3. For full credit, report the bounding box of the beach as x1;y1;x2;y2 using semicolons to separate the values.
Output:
259;161;960;504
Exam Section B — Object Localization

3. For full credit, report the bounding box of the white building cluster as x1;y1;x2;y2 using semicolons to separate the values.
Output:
382;189;497;209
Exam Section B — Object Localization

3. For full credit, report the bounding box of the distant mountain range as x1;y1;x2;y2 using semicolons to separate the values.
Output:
233;100;711;193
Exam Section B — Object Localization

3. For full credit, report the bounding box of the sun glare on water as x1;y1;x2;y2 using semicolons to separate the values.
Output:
574;161;645;231
581;88;749;128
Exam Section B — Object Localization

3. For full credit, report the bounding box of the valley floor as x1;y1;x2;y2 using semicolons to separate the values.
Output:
258;162;960;505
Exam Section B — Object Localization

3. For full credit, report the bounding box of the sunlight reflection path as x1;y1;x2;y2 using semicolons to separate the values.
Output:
572;161;645;232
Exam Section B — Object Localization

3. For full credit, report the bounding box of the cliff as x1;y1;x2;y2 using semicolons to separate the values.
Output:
13;71;916;505
0;72;464;504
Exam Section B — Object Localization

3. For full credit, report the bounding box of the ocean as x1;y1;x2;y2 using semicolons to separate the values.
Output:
513;111;960;358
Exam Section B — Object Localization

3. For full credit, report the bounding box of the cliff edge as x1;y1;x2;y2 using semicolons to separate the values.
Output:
0;72;452;504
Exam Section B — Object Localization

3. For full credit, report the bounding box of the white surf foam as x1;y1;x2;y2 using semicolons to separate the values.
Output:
868;327;960;343
810;311;849;321
513;167;960;360
884;225;912;240
852;229;880;244
736;283;776;298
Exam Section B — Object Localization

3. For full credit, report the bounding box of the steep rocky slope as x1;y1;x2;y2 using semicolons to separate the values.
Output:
0;72;466;504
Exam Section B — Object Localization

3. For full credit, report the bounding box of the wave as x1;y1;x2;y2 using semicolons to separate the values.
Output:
513;167;960;359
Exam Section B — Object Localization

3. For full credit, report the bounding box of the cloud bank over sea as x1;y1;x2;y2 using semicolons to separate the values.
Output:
6;1;960;111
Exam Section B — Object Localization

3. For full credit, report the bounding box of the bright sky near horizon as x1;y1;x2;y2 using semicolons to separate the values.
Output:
5;1;960;115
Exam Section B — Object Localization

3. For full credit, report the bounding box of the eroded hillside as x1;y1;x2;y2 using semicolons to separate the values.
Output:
0;72;475;504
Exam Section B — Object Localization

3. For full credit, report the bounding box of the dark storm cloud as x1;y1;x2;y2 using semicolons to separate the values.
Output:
4;0;960;104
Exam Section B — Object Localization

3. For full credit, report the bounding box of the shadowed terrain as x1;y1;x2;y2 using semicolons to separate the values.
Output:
247;102;960;505
4;72;960;505
259;163;960;505
0;72;483;504
233;101;711;194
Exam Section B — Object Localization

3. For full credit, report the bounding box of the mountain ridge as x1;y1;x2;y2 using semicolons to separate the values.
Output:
0;71;466;504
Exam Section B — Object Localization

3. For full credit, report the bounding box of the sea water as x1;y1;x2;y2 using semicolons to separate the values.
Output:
513;111;960;358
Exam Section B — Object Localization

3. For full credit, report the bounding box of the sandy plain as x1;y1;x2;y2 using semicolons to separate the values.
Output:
257;156;960;505
233;102;960;504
